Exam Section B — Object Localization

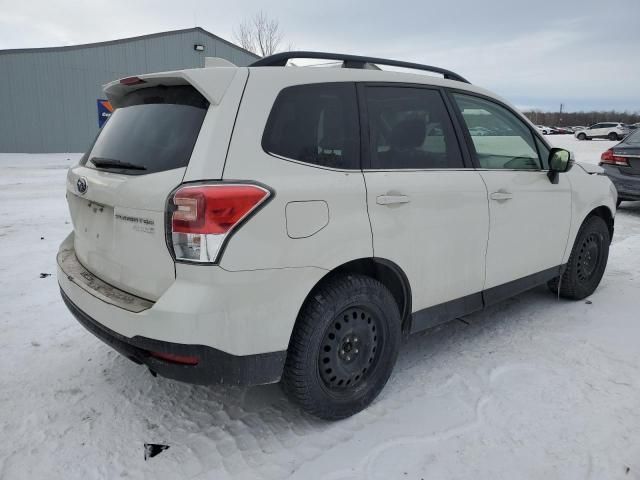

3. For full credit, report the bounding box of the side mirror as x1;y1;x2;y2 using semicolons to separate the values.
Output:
547;148;571;184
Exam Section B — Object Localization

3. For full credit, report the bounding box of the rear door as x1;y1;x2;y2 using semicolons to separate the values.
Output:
66;84;213;301
450;92;571;299
589;123;605;138
361;85;489;321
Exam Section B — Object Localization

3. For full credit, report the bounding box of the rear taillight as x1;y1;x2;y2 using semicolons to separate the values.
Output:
600;149;629;167
168;184;271;263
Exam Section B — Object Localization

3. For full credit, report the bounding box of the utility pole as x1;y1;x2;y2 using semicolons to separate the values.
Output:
559;103;564;126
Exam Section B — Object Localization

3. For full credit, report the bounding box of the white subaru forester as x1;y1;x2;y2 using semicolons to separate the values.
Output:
58;52;616;420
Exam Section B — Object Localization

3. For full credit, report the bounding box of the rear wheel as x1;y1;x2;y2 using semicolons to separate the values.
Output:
548;215;610;299
282;274;401;420
608;132;619;141
577;132;587;140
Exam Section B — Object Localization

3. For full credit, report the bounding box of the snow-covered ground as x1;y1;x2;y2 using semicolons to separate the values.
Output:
1;138;639;479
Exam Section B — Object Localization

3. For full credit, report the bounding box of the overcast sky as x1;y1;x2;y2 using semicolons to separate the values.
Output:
1;0;638;112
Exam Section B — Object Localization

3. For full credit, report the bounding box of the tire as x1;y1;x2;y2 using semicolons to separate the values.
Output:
616;198;622;208
282;274;401;420
577;133;586;140
548;215;610;300
608;132;619;141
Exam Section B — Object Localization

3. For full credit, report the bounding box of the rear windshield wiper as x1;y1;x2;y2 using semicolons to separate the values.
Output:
90;157;147;171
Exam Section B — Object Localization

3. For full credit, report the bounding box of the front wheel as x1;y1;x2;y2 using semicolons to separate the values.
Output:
548;215;610;299
577;133;587;140
282;274;401;420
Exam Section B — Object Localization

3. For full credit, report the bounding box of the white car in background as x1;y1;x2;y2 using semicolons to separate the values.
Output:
57;51;617;420
575;122;630;141
536;125;551;134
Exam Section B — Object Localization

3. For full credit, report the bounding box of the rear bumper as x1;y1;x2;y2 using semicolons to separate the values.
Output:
57;232;327;385
601;165;640;200
61;289;286;385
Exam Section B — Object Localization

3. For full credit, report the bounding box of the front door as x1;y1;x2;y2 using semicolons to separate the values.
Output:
451;92;572;298
361;85;489;318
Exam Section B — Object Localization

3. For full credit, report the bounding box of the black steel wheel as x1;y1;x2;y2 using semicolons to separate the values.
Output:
318;306;382;391
282;274;401;420
548;215;610;299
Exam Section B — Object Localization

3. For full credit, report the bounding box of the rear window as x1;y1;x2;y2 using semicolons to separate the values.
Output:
81;86;209;175
262;83;360;169
624;129;640;145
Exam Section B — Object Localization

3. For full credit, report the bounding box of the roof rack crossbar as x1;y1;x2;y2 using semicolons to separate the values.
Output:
249;51;470;84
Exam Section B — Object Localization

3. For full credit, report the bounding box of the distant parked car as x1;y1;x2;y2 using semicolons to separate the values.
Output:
469;126;492;136
600;128;640;207
537;125;551;134
575;123;630;141
552;126;572;134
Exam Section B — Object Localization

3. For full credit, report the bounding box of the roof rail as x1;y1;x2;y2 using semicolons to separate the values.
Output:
249;51;470;84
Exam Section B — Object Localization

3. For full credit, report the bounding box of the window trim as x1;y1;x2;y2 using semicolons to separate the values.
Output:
260;81;362;172
357;82;473;171
445;88;552;172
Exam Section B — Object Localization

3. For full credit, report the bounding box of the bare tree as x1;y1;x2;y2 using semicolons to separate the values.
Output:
234;11;285;57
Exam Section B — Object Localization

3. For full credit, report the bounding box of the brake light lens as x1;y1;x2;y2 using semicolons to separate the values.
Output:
169;184;271;263
600;149;629;166
120;76;146;86
149;351;199;365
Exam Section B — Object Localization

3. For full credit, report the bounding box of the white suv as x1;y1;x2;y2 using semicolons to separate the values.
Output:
58;52;617;420
575;122;630;141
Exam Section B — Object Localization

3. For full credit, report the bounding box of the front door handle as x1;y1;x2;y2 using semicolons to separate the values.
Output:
376;194;411;205
490;191;513;201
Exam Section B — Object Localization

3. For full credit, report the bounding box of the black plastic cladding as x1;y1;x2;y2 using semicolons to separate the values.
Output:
250;51;471;84
165;180;275;266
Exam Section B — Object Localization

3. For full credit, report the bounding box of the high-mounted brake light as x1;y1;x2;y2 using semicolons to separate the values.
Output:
600;148;629;167
120;76;146;86
169;184;271;263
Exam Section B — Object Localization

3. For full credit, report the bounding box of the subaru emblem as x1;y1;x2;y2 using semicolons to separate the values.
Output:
77;177;88;195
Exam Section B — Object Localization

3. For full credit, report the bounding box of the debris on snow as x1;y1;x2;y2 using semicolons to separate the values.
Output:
39;273;52;278
144;443;170;460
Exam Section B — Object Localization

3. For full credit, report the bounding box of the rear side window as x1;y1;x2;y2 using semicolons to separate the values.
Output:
365;87;463;169
262;83;360;169
82;86;208;175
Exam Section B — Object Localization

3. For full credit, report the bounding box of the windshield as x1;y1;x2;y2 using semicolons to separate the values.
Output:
82;86;208;175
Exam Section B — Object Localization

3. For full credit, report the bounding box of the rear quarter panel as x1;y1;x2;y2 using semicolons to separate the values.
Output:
217;69;373;272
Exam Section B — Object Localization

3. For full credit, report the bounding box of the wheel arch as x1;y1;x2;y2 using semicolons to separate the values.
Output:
587;205;614;242
294;257;413;335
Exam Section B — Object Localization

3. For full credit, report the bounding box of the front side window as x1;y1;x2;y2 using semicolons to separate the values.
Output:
262;83;360;169
453;93;541;170
365;87;463;169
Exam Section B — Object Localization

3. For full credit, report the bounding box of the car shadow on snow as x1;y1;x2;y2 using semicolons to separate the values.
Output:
86;284;572;471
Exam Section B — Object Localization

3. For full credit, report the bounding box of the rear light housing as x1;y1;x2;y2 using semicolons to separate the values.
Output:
167;183;272;264
600;149;629;167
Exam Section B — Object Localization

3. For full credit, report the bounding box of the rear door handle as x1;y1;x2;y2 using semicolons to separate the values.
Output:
489;191;513;201
376;195;411;205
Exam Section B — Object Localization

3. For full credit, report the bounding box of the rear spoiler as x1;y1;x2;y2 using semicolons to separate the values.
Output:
104;63;240;108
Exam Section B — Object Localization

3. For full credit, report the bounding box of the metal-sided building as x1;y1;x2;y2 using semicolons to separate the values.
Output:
0;27;259;153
